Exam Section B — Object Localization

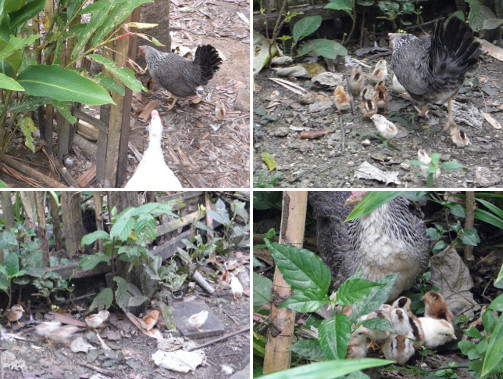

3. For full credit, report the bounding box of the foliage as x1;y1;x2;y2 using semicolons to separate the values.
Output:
409;152;466;187
254;170;284;188
79;202;178;310
0;0;150;153
464;0;503;32
32;271;73;304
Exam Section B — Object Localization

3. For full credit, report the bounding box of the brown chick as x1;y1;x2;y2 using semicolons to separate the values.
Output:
383;333;415;365
450;129;471;147
360;85;375;100
346;327;369;358
349;65;365;95
422;291;454;325
371;59;388;83
85;310;110;329
140;310;160;331
360;98;377;118
392;296;424;348
35;322;80;345
374;81;388;113
334;86;351;112
6;304;24;327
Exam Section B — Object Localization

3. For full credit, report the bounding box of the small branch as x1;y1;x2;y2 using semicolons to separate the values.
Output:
464;191;476;265
188;327;249;351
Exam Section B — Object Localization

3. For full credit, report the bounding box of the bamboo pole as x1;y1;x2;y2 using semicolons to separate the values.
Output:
464;191;476;265
263;191;308;374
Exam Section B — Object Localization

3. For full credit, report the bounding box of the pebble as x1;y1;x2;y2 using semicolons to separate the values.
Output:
361;139;371;146
272;127;289;137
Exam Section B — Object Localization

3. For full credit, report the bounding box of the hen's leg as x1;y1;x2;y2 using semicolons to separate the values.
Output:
413;104;429;118
167;96;178;110
444;98;457;131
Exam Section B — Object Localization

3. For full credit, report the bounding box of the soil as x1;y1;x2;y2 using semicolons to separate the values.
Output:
2;255;250;379
253;39;503;188
0;0;250;188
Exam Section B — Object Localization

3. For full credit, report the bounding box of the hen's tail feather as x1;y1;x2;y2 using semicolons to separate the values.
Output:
194;45;222;84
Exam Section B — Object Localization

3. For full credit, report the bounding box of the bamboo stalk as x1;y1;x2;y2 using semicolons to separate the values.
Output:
263;191;308;374
464;191;475;265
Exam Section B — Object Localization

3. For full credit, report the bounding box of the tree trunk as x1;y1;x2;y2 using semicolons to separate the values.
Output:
61;192;84;258
263;191;308;374
34;192;49;265
50;193;63;251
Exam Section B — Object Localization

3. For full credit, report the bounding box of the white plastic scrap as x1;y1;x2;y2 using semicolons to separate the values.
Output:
152;349;205;373
354;161;402;185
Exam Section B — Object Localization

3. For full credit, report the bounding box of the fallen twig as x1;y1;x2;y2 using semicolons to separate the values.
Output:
268;78;307;95
188;326;249;351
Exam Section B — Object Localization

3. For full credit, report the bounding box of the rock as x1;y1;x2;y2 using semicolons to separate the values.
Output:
272;127;290;137
400;162;411;171
474;166;501;187
308;101;333;113
299;92;316;105
233;88;250;112
361;139;371;146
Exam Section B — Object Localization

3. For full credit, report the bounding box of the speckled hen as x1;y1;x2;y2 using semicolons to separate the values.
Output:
309;191;430;302
389;18;481;137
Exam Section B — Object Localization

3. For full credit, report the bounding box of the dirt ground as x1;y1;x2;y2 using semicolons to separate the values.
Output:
0;0;250;188
253;37;503;188
2;254;250;378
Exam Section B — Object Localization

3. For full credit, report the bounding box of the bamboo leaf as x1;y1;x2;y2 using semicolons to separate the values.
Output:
481;316;503;377
0;72;24;91
88;54;144;91
18;116;36;152
94;73;125;95
17;65;114;105
345;191;403;222
8;0;45;31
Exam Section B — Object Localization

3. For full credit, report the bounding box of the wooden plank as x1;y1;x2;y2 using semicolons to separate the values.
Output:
97;105;109;183
2;155;67;188
156;209;205;236
156;191;204;204
73;108;108;133
45;261;110;280
151;229;192;261
76;165;96;187
139;100;160;121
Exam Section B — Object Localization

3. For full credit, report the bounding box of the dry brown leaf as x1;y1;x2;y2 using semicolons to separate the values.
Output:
482;112;502;129
300;130;331;139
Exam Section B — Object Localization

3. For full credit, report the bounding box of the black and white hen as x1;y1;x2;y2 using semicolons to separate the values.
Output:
309;191;430;302
389;17;481;138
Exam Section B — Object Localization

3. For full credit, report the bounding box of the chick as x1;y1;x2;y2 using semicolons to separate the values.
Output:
392;297;425;347
85;310;110;329
422;291;454;325
188;310;209;332
370;114;398;140
230;275;243;300
360;98;377;118
365;309;391;341
462;306;488;344
140;310;160;331
373;80;388;113
360;85;375;100
383;333;415;365
392;73;407;94
390;308;413;337
417;150;441;179
450;129;471;147
346;326;369;358
35;322;80;345
418;317;456;348
349;65;365;95
6;304;24;327
334;85;351;112
371;59;388;83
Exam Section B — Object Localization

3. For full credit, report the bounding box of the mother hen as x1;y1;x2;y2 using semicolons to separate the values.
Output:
309;191;430;302
389;17;481;140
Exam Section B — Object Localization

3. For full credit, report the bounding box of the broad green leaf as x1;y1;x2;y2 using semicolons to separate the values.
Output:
433;240;447;251
351;274;397;319
94;73;125;95
89;287;113;310
128;295;149;307
110;215;136;242
0;72;23;90
261;152;276;171
361;317;394;332
292;16;322;43
430;153;441;166
495;264;503;289
0;180;8;188
0;60;16;77
7;96;53;113
266;240;331;294
260;359;394;379
4;0;25;13
87;54;143;92
297;39;347;59
4;251;20;276
8;0;45;30
18;116;35;152
440;161;466;172
280;289;328;312
78;252;109;271
90;0;152;48
356;0;374;6
408;160;429;167
114;276;133;309
458;339;476;356
345;191;403;222
319;314;351;359
18;65;114;105
81;230;110;246
426;227;441;241
449;203;465;218
483;18;503;30
52;100;77;124
489;293;503;312
460;228;480;246
253;272;272;312
290;339;325;360
337;279;384;305
324;0;354;17
464;325;484;339
0;34;40;64
481;316;503;377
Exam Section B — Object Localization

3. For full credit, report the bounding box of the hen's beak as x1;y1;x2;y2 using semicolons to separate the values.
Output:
344;191;368;206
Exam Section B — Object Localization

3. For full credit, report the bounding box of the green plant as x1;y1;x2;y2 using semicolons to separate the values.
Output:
78;202;179;310
254;170;284;188
0;0;149;153
32;271;73;304
409;152;466;187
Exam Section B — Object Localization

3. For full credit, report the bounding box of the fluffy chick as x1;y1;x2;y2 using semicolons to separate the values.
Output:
373;81;388;113
370;114;398;140
349;65;365;95
451;129;471;147
360;98;377;118
334;86;351;112
419;317;456;348
35;322;79;344
390;308;414;337
230;275;243;300
6;304;24;327
422;291;454;325
371;59;388;83
417;150;441;179
392;297;424;347
188;310;209;332
392;73;407;94
346;327;369;358
140;310;160;331
360;85;375;100
85;310;110;329
383;333;415;365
